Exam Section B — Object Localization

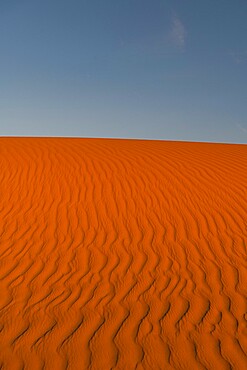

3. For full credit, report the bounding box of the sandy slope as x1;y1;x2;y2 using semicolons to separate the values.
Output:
0;138;246;369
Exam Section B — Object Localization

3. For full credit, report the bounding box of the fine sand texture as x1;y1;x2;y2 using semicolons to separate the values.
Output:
0;137;246;370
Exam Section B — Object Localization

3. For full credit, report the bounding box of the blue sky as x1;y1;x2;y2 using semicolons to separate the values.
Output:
1;0;247;142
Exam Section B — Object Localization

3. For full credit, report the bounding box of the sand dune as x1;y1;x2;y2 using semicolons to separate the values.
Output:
0;137;246;369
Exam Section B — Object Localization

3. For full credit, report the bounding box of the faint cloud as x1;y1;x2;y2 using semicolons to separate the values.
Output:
236;123;247;134
169;15;186;51
229;50;247;64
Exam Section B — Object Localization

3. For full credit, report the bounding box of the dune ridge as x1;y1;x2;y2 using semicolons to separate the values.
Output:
0;137;246;369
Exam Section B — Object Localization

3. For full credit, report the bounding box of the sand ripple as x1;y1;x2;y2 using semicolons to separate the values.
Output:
0;138;246;369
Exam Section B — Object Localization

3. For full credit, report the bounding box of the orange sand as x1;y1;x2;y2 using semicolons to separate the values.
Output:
0;138;246;369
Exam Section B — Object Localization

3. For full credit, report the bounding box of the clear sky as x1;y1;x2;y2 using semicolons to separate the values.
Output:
1;0;247;143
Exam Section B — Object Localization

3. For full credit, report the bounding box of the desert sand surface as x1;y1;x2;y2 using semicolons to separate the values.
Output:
0;137;246;370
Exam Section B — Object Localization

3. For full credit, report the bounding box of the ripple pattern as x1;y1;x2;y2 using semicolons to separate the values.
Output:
0;138;247;369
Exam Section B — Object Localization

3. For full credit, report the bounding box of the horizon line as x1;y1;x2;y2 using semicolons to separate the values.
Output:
0;135;246;146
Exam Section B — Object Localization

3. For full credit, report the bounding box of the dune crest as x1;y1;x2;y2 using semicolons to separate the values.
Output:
0;138;246;369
